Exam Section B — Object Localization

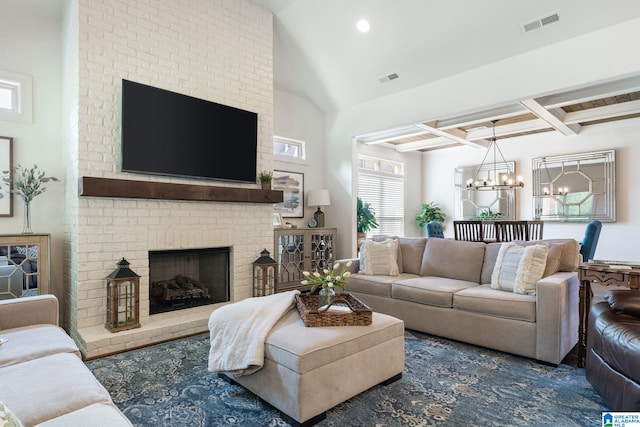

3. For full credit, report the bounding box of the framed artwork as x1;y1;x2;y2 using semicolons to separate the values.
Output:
532;150;615;222
272;212;282;227
0;136;13;217
273;170;304;218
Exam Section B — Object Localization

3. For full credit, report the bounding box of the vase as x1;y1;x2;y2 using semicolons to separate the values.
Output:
22;200;32;234
318;287;335;308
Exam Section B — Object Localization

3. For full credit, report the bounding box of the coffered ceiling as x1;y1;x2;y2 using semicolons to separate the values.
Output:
253;0;640;151
357;74;640;152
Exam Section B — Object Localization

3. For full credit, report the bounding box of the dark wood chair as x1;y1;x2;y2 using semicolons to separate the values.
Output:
482;221;497;242
453;220;484;242
527;220;544;241
495;221;528;242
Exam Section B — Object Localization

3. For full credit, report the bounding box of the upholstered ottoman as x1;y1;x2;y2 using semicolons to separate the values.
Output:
221;309;405;426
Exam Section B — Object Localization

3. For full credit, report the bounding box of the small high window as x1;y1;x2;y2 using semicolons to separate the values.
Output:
0;83;16;111
0;70;32;123
274;136;306;161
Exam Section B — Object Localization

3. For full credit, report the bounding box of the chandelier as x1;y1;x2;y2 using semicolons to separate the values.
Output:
466;120;524;191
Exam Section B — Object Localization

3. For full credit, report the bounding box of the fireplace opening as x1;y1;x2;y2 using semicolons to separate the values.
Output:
149;247;230;315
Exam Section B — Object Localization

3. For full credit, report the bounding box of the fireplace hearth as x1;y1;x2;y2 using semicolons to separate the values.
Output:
149;247;230;315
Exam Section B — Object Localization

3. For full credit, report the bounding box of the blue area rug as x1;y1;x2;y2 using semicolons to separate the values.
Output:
86;330;607;426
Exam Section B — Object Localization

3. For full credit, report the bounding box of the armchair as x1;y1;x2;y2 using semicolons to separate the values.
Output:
425;221;444;238
586;290;640;410
580;220;602;262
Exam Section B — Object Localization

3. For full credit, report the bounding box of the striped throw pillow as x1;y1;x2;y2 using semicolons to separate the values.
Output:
491;242;549;295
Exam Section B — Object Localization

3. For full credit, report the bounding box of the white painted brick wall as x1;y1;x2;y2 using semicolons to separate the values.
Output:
64;0;274;356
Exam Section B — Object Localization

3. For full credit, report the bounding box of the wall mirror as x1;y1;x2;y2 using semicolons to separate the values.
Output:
532;150;615;222
455;161;516;220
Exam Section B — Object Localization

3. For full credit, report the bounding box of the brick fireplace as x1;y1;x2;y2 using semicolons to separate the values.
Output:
149;247;230;315
69;193;276;358
61;0;275;358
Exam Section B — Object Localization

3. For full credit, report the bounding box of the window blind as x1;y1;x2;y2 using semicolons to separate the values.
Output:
358;171;404;237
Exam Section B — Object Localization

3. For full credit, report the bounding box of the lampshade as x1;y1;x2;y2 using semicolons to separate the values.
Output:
307;189;331;207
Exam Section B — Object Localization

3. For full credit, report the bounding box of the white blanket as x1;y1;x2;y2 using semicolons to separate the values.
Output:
207;290;300;376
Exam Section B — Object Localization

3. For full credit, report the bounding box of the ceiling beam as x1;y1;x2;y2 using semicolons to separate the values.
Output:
520;98;581;136
436;104;528;130
563;99;640;124
465;118;552;140
356;124;427;144
394;136;465;152
538;74;640;108
415;123;486;148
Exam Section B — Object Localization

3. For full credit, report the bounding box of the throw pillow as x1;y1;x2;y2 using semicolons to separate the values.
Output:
542;244;562;277
0;400;23;427
420;238;486;283
399;237;427;275
516;239;580;272
359;239;400;276
604;290;640;318
359;236;402;273
491;243;549;295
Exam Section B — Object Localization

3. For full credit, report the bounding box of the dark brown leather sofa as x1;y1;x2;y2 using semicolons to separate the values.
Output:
586;290;640;410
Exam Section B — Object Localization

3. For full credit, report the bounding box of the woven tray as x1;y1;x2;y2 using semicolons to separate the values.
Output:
295;292;372;327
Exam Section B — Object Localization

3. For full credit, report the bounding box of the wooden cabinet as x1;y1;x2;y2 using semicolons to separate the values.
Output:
0;234;50;298
274;228;336;292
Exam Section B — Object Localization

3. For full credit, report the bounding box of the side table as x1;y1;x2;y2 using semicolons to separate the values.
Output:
577;263;640;367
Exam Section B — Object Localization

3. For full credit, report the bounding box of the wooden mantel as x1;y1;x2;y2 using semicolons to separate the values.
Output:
79;176;283;203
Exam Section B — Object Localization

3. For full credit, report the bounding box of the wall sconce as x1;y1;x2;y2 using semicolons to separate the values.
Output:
105;258;141;333
253;248;277;297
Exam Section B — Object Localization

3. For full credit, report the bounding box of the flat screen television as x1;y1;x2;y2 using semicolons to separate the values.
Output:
121;79;258;183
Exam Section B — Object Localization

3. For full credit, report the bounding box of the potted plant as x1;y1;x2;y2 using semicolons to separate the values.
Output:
357;197;378;241
258;170;273;190
472;208;502;220
415;202;446;229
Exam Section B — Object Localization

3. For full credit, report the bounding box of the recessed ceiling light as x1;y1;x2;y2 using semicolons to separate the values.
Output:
356;19;370;33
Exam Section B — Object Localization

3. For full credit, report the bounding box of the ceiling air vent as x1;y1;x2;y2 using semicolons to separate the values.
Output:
379;73;399;84
521;11;560;34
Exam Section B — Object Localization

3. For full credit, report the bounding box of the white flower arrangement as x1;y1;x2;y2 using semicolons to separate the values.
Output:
301;261;353;293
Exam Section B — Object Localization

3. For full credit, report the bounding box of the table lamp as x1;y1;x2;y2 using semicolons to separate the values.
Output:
307;189;331;227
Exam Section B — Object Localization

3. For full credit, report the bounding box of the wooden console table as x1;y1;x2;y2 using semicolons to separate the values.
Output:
577;263;640;367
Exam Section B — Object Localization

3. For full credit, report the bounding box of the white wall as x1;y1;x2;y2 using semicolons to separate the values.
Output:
424;118;640;260
324;16;640;259
0;2;64;297
273;88;326;227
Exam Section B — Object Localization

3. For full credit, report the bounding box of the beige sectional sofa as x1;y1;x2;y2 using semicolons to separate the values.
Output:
341;237;581;365
0;295;132;427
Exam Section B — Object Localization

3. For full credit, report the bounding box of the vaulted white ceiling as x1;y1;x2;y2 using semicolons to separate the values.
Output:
253;0;640;151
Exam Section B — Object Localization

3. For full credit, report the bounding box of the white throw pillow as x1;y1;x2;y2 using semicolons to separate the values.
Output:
359;239;400;276
491;242;549;295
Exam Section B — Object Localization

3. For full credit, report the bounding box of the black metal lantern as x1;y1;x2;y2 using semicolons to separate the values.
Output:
106;258;141;333
253;248;277;296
